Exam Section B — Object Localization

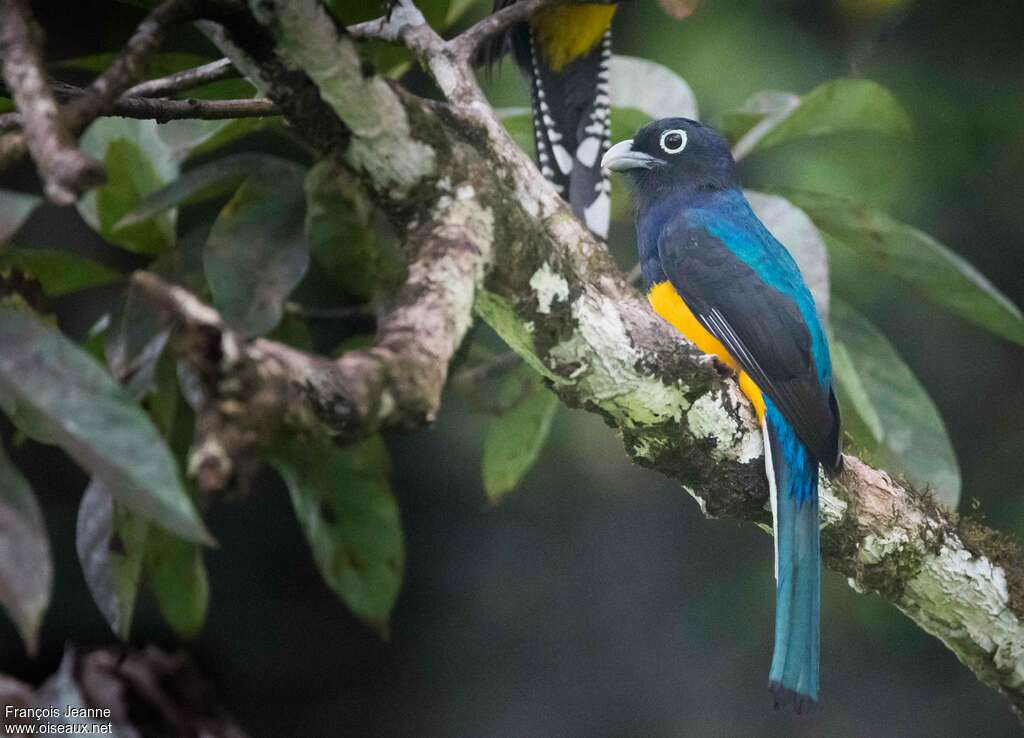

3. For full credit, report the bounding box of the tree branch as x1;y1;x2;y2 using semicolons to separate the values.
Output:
0;0;103;203
0;59;273;130
123;57;237;97
448;0;554;61
133;160;492;487
136;0;1024;718
0;0;203;193
1;88;277;127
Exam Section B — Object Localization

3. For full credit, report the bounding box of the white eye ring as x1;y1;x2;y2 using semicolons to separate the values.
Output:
659;129;687;154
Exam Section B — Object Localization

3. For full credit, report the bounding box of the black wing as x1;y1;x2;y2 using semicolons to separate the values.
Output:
657;217;841;471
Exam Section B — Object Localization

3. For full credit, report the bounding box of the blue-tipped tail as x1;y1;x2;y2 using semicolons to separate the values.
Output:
764;402;820;712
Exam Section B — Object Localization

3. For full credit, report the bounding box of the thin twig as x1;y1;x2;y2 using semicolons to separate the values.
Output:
284;302;376;320
449;0;555;61
452;350;522;389
0;0;103;203
2;62;273;128
0;0;202;189
124;57;237;98
62;0;203;130
347;0;610;63
1;88;277;125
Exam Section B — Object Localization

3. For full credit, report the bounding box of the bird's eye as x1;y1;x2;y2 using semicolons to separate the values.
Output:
659;129;687;154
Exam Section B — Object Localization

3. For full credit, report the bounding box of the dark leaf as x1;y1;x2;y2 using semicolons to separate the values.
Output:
115;152;278;231
51;51;212;76
104;282;171;397
204;159;309;336
304;160;403;300
0;306;211;543
786;189;1024;345
0;189;41;245
270;436;404;633
482;364;559;503
831;300;961;507
0;442;52;655
75;479;148;639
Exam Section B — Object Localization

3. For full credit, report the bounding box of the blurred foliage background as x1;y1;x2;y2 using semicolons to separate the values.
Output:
2;0;1023;735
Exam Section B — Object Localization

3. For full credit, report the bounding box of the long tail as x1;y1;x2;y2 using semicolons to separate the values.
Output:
524;27;612;238
763;404;820;712
480;2;613;238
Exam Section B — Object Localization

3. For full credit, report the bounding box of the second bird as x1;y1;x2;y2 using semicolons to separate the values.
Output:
485;1;618;238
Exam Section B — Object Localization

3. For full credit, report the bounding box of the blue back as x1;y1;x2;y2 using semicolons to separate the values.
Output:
639;188;832;391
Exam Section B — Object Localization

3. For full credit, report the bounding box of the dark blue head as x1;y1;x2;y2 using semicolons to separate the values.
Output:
601;118;738;207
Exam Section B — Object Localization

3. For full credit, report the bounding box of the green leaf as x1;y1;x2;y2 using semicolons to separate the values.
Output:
831;300;961;508
0;249;121;297
444;0;479;25
304;160;404;300
496;107;534;156
185;117;274;161
154;118;253;162
145;526;209;639
733;79;912;159
482;364;559;503
714;90;800;146
0;189;41;245
0;306;211;543
75;479;148;640
270;436;404;634
204;159;309;336
0;441;52;655
78;119;179;255
115;152;278;231
610;55;698;122
745;190;830;321
785;189;1024;345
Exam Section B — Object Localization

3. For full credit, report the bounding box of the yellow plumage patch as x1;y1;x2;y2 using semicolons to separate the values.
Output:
648;281;766;421
530;5;617;71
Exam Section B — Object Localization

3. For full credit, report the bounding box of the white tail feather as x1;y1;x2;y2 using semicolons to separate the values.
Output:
762;417;779;581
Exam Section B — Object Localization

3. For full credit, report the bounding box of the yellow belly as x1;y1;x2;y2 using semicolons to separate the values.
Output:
530;5;617;71
648;281;766;421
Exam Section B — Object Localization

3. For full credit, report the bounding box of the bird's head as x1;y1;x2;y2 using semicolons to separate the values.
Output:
601;118;738;201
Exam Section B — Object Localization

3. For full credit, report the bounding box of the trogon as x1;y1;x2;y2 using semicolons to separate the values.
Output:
602;118;842;711
482;1;618;238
